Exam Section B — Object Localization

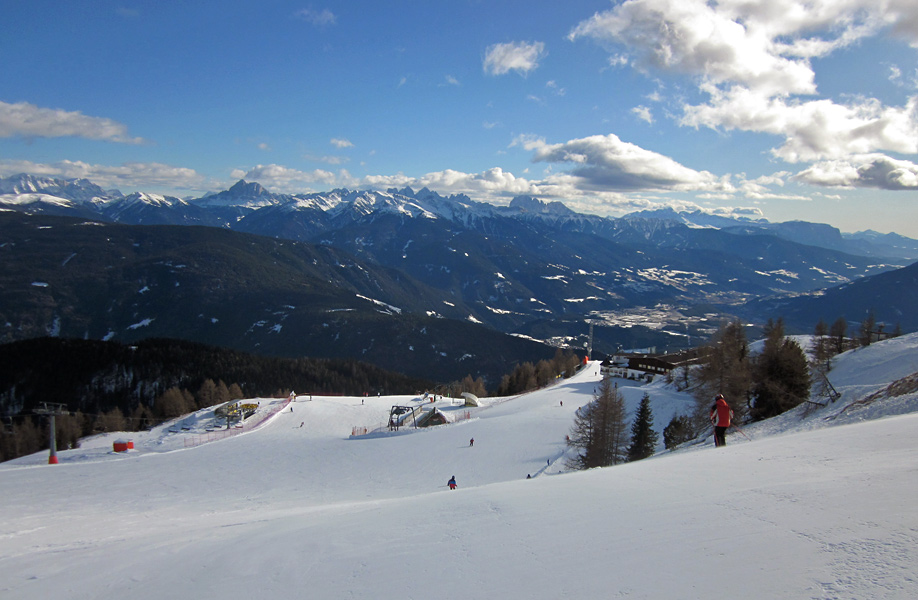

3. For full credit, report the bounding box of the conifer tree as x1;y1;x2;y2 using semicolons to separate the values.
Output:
214;380;232;406
663;414;694;450
155;387;192;418
829;317;848;354
227;383;245;401
566;375;628;469
859;310;877;347
94;407;127;432
692;319;751;424
811;319;833;373
627;393;658;462
750;319;811;420
55;413;82;450
195;379;218;408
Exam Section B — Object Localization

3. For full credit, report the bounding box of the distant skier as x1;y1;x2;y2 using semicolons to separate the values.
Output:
710;394;733;447
448;476;457;490
469;438;474;447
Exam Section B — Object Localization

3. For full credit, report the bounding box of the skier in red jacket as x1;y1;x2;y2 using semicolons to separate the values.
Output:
710;394;733;447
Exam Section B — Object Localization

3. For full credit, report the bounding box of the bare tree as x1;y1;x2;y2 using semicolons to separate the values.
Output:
692;319;751;424
566;374;629;469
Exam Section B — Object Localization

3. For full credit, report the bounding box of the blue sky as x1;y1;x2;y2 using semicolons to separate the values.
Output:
2;1;917;235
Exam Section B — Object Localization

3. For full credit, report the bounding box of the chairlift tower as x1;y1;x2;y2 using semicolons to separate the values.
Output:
587;321;594;360
33;402;67;465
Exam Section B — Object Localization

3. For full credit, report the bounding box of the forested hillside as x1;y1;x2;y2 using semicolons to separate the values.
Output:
0;337;434;462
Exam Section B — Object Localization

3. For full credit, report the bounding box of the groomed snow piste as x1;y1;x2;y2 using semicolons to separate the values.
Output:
2;335;918;599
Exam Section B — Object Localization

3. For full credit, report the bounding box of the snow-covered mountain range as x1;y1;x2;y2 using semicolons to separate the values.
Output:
2;173;917;358
5;173;917;260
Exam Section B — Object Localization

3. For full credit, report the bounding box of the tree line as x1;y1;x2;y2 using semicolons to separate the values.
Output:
662;312;898;450
0;337;432;463
494;349;584;396
566;311;899;468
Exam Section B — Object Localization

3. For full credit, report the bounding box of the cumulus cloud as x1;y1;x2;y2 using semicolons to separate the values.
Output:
483;41;546;76
795;154;918;189
526;133;728;193
237;164;340;190
683;88;918;162
569;0;818;95
330;138;353;149
0;101;145;144
570;0;917;90
569;0;918;185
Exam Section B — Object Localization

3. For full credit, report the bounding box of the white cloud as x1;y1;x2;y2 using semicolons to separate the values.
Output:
0;159;205;191
483;41;546;76
795;154;918;189
330;138;353;149
295;8;336;27
569;0;818;95
683;88;918;162
304;154;349;165
238;164;340;190
444;75;460;86
546;81;566;96
527;133;729;193
632;105;654;123
569;0;918;181
572;0;918;87
0;101;145;144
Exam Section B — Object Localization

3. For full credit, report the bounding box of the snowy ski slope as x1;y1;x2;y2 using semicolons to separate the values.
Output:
2;335;918;599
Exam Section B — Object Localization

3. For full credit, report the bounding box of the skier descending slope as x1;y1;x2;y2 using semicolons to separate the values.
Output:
447;476;457;490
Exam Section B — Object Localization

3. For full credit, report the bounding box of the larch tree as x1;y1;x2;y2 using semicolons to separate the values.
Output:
829;317;849;355
692;319;751;425
566;374;629;469
859;310;877;347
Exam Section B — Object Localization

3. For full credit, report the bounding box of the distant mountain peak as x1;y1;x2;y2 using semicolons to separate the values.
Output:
193;180;281;209
508;195;574;216
228;180;268;197
0;173;117;203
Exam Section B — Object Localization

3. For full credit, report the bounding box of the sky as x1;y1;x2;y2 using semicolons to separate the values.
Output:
2;335;918;599
1;1;917;235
